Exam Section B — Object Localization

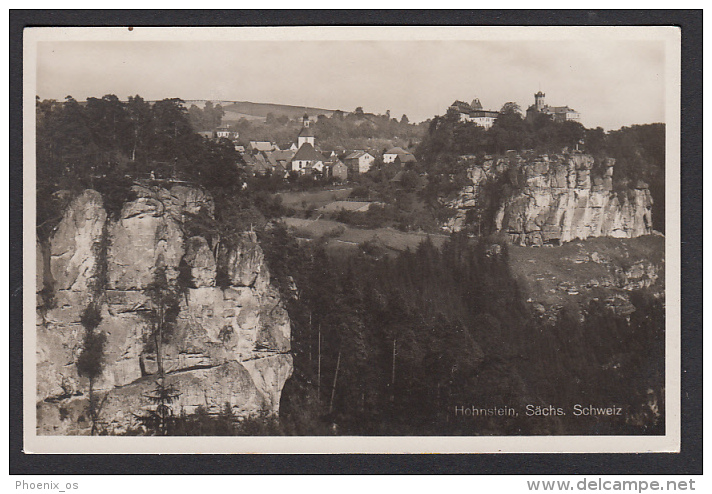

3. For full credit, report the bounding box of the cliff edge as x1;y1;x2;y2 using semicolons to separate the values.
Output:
36;185;292;435
446;152;654;245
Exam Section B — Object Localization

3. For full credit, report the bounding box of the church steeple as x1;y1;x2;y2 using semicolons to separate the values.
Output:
297;114;315;148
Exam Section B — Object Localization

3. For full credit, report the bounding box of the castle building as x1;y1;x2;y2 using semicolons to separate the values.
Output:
526;92;581;123
448;99;499;129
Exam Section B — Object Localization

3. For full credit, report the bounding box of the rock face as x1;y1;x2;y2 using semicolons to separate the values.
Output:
445;152;654;245
184;236;216;288
36;186;292;435
218;232;269;288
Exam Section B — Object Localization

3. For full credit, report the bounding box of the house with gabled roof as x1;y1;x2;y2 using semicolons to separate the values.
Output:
327;160;348;181
251;152;273;176
273;162;288;179
344;150;375;174
383;146;417;165
249;141;278;152
216;126;239;139
270;149;296;169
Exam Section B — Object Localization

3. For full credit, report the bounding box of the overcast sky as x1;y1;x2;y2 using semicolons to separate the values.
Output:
36;38;666;130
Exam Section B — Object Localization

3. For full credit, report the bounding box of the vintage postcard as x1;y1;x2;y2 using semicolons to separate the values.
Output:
23;25;681;454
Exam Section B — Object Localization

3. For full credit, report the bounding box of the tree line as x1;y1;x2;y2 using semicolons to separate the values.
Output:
36;94;243;240
187;101;226;131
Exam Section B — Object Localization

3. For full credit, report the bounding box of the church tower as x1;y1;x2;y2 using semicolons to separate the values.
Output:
297;114;315;148
535;91;546;111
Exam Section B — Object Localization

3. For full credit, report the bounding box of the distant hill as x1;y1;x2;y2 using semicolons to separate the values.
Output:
183;100;335;122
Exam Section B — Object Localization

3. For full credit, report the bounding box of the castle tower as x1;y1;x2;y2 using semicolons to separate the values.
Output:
535;91;546;112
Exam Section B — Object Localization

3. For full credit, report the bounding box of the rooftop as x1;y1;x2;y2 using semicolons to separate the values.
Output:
292;143;325;162
298;126;315;138
344;150;372;160
249;141;275;152
384;146;409;155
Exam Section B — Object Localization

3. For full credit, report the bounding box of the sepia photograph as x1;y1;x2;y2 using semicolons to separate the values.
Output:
22;24;682;454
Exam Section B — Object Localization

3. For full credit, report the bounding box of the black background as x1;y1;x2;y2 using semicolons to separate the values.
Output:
9;9;702;475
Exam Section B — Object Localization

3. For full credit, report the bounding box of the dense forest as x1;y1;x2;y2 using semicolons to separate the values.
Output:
36;95;245;240
259;228;665;435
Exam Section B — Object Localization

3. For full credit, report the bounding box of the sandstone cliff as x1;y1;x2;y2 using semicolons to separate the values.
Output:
446;152;654;245
36;185;292;435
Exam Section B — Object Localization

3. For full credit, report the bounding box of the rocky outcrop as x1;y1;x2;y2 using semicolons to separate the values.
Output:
217;232;269;289
506;234;665;324
36;185;292;435
50;189;107;294
445;152;654;245
183;236;216;288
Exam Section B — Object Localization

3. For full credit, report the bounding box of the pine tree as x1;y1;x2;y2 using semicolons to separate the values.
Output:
76;303;106;435
143;264;180;377
138;376;182;435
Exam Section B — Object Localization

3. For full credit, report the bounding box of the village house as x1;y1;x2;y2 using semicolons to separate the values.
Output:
249;141;279;153
272;162;288;179
216;126;239;139
525;91;581;123
322;157;348;181
343;150;375;174
270;149;296;169
243;152;273;176
383;146;417;166
239;153;258;176
329;161;348;181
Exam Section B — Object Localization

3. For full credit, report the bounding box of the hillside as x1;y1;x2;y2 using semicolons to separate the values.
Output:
184;100;334;122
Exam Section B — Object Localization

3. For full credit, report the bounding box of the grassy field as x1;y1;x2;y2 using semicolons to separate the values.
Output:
276;188;353;210
221;101;334;120
281;217;448;254
281;213;665;314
